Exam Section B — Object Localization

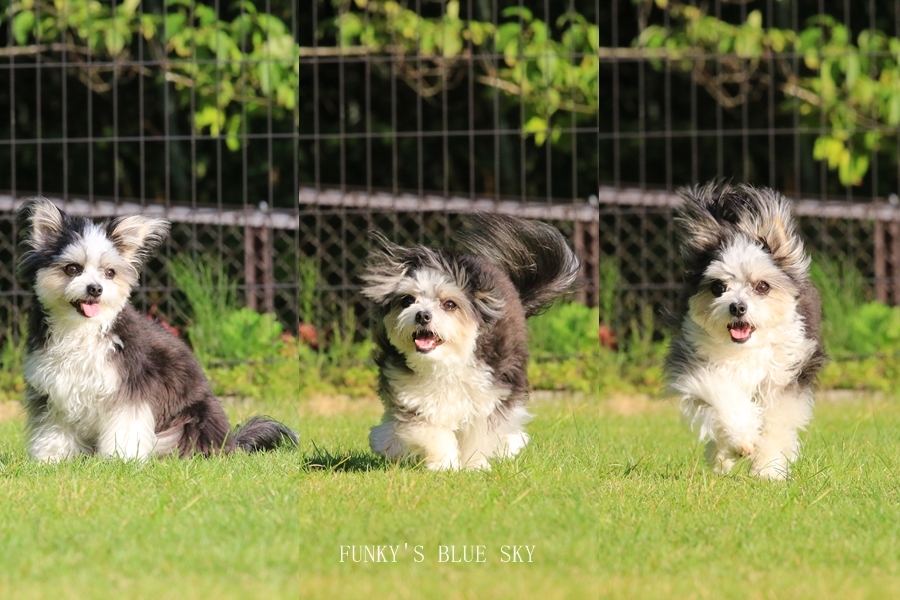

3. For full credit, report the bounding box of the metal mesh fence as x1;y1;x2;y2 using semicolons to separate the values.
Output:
0;1;300;339
601;1;900;333
300;1;601;339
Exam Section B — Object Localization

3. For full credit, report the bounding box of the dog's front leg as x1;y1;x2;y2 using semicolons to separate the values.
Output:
97;404;158;460
677;370;763;467
751;386;814;480
27;420;88;462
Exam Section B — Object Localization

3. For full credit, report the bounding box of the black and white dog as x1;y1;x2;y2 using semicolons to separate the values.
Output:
361;213;579;470
17;198;297;461
666;182;826;479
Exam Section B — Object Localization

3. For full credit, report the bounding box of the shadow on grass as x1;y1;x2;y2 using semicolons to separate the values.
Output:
303;447;387;473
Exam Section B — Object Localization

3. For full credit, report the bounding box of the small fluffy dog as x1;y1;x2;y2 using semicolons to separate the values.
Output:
666;182;826;480
17;198;297;461
361;213;579;470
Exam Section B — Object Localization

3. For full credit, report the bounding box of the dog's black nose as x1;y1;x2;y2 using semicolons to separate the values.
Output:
415;310;431;325
729;301;747;317
87;283;103;298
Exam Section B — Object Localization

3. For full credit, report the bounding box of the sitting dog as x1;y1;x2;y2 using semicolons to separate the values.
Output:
17;197;297;461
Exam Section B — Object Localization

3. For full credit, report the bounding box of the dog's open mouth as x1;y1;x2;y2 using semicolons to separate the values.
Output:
413;329;443;353
71;300;101;318
727;321;754;344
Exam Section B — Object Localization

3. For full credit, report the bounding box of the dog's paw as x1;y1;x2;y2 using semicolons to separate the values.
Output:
710;454;738;475
727;430;761;458
751;454;790;480
425;455;461;471
705;441;739;474
503;432;530;457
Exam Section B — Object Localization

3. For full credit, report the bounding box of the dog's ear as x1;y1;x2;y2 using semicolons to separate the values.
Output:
18;197;66;249
733;185;810;281
106;215;170;268
360;232;410;306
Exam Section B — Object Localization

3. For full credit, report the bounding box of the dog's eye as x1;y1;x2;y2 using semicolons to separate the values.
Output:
710;281;726;297
400;295;415;308
105;268;116;279
63;264;82;277
755;281;770;295
442;300;457;311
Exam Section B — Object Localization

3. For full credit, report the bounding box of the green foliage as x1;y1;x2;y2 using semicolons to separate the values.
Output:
3;0;298;151
299;259;318;324
329;0;598;147
168;256;283;365
528;301;599;358
634;2;900;185
0;316;27;403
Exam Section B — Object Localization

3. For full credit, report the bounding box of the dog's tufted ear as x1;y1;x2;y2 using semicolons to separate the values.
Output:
18;197;66;250
106;215;170;269
731;185;810;282
360;232;414;306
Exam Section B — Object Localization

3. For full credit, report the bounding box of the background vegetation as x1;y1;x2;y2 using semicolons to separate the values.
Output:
604;0;900;196
1;0;298;207
302;0;599;201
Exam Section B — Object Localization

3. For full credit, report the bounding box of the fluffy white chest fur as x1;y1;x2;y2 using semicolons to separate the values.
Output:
24;324;121;435
682;316;816;402
385;357;508;428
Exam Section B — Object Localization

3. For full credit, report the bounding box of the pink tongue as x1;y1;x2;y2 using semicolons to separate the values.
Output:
415;336;437;351
730;325;751;341
81;303;101;318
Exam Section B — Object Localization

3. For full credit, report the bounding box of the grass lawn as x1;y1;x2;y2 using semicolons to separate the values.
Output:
594;391;900;599
6;386;900;599
299;393;602;599
0;398;299;600
301;391;900;600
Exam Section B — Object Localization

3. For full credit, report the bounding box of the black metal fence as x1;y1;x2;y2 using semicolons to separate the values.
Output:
601;1;900;329
0;1;300;337
300;1;601;337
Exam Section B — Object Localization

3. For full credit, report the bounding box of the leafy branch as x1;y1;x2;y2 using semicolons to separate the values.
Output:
634;1;900;186
3;0;299;150
324;0;598;146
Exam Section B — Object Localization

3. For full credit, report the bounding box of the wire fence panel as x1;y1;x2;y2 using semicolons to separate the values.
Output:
300;1;601;339
0;1;300;341
601;1;900;331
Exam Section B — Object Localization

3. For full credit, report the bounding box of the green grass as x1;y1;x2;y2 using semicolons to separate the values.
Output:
298;394;601;599
8;385;900;599
0;398;299;600
593;392;900;599
298;392;900;599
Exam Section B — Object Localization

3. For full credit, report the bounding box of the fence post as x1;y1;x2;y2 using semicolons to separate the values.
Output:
244;225;276;313
575;219;599;307
875;219;887;303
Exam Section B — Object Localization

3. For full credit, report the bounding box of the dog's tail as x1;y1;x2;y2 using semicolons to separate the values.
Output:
455;213;580;317
231;416;298;452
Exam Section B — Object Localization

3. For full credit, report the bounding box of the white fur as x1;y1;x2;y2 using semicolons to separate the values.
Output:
370;352;531;471
96;403;158;460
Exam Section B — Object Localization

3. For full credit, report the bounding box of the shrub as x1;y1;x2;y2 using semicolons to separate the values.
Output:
168;256;283;364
